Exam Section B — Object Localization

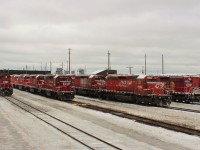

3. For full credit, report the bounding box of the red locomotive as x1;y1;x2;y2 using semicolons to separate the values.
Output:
0;73;13;96
18;74;30;90
74;75;90;95
75;74;172;107
10;72;200;105
155;75;200;103
41;74;75;100
11;74;20;88
12;74;75;100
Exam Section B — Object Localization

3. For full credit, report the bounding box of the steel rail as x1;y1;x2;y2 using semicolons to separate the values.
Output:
4;96;122;150
71;101;200;136
167;106;200;114
76;95;200;114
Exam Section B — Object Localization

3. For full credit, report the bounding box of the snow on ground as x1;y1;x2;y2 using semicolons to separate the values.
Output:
171;102;200;110
75;95;200;130
0;96;89;150
12;89;200;150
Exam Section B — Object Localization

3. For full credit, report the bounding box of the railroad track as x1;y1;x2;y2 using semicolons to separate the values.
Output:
167;106;200;114
71;101;200;136
76;95;200;114
4;96;122;150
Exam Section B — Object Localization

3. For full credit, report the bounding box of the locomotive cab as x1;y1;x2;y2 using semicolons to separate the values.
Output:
54;75;74;91
0;74;13;96
169;75;198;103
136;75;171;107
136;75;148;94
52;75;75;100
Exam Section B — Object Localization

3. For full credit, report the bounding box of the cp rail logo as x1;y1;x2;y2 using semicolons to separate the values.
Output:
186;83;192;87
155;83;164;89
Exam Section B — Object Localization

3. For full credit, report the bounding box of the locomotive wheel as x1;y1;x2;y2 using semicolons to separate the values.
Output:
0;91;5;96
188;98;194;104
143;97;149;105
135;96;141;104
163;100;170;107
102;93;107;100
166;102;170;107
51;92;56;99
156;100;163;107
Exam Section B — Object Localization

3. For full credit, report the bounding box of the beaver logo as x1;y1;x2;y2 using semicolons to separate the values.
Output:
170;81;175;90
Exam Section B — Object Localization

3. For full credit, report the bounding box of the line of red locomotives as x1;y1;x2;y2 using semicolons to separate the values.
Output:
11;74;75;100
8;73;200;107
75;74;200;106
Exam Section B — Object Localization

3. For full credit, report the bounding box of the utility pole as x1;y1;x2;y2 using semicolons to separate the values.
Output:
41;62;42;71
162;54;164;74
145;53;147;75
142;66;144;74
26;65;27;74
68;48;71;74
126;66;133;74
45;62;47;71
61;62;64;74
66;60;68;74
50;61;52;73
107;50;111;71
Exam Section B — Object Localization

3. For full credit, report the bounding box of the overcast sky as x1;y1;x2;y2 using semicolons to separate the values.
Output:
0;0;200;74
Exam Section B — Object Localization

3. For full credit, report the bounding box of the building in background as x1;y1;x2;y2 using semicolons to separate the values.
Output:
56;68;63;74
90;69;117;76
77;68;85;75
0;69;51;75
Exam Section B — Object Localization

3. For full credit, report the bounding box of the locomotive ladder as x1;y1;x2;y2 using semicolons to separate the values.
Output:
4;96;122;150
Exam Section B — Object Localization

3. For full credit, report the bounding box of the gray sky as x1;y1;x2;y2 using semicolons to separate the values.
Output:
1;0;200;74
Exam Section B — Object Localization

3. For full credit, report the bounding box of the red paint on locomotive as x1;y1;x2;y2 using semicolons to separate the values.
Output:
0;73;13;96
